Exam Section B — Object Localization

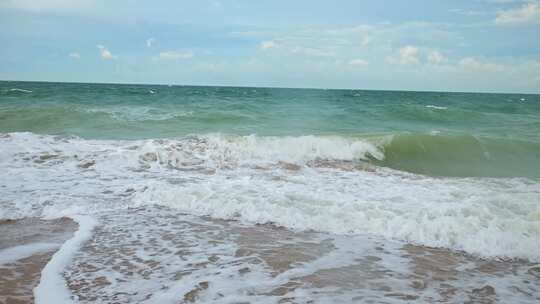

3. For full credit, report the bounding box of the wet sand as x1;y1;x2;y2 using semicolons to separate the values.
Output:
1;209;539;303
66;207;540;303
0;218;77;304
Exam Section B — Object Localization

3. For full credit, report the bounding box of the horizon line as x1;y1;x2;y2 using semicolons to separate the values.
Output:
1;79;538;96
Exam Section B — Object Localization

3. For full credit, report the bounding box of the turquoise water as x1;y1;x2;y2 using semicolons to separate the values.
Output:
1;81;539;178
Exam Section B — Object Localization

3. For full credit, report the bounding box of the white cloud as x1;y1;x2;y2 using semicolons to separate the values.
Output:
348;59;369;66
388;46;420;65
428;51;445;64
157;51;194;60
399;46;420;64
68;52;80;59
495;2;540;25
146;38;156;48
96;45;117;60
239;23;461;65
360;36;371;46
260;41;277;50
459;57;505;72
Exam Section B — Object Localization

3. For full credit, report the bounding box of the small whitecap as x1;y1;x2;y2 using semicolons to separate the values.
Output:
8;88;33;93
425;105;447;110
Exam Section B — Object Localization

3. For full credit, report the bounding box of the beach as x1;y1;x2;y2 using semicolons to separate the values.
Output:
1;208;539;303
1;81;539;303
0;218;77;303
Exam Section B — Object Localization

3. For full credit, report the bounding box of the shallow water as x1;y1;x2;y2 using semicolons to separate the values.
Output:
65;207;540;303
0;218;77;303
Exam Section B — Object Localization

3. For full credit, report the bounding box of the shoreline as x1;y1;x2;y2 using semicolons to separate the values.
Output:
2;208;539;303
0;218;77;303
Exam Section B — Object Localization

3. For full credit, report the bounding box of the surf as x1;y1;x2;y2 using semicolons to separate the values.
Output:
1;132;539;262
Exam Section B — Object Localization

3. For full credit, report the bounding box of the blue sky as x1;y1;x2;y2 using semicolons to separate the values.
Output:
1;0;540;93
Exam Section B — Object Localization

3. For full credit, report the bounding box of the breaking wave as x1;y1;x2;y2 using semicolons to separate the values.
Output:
1;132;539;262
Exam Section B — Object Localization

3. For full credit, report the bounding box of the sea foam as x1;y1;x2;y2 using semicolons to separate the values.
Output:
34;215;97;304
426;105;447;110
1;132;539;262
132;171;540;261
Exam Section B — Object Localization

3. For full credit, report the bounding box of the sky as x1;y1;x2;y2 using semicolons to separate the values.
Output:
1;0;540;93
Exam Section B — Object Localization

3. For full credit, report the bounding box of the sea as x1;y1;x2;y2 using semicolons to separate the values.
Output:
0;81;539;303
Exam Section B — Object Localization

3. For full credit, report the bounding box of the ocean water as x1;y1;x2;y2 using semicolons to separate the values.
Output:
1;81;540;303
2;81;539;177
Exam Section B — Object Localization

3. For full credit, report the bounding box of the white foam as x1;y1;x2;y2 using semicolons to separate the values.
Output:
135;134;386;170
0;132;385;168
426;105;447;110
1;132;539;262
132;173;540;262
34;215;98;304
0;242;61;265
8;88;33;93
52;206;540;304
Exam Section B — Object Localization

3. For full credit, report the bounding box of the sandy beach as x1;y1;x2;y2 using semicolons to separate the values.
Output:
0;218;77;303
1;207;538;303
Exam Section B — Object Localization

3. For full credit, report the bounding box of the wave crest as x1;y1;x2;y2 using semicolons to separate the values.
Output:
136;135;385;171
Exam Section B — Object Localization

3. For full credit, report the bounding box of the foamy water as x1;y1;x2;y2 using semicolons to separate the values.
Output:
34;215;97;304
1;131;540;302
39;207;540;303
0;243;61;265
1;132;539;262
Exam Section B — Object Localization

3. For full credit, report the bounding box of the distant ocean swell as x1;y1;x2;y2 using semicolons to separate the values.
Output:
1;132;539;262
